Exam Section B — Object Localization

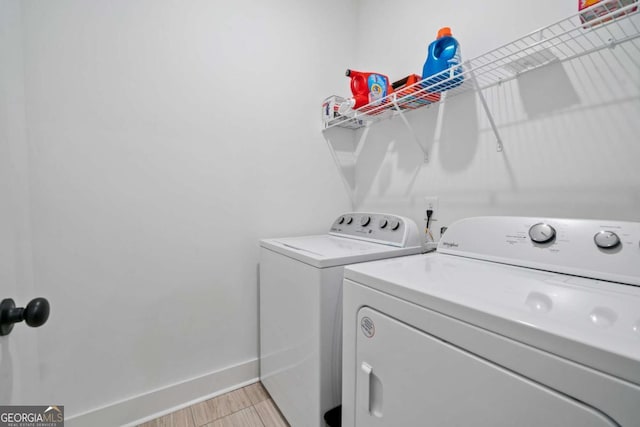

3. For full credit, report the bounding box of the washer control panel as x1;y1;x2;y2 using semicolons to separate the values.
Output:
329;212;420;248
438;217;640;286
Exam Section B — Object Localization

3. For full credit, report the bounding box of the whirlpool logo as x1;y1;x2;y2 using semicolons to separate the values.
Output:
0;405;64;426
441;241;459;248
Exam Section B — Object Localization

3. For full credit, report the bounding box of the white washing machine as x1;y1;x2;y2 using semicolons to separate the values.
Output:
342;216;640;427
259;212;422;427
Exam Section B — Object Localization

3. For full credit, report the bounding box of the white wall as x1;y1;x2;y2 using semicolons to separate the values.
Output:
345;0;640;235
1;0;354;422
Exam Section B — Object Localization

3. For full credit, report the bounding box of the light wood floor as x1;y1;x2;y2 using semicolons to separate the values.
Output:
137;382;289;427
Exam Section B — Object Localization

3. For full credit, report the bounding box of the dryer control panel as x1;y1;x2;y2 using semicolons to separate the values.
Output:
438;216;640;286
329;212;421;248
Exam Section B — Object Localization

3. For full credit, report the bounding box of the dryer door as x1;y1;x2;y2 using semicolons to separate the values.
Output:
355;307;619;427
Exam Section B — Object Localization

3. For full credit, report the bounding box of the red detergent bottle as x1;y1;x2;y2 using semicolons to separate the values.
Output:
341;69;392;114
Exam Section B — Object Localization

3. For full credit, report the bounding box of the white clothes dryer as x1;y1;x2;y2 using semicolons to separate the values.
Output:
342;216;640;427
259;212;422;427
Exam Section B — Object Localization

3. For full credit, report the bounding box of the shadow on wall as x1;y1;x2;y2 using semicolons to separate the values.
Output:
322;126;358;199
322;92;480;206
517;60;581;118
403;102;440;168
322;105;439;207
437;91;480;173
354;104;443;205
351;121;399;206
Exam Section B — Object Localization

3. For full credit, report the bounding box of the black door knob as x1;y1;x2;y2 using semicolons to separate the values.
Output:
0;298;50;336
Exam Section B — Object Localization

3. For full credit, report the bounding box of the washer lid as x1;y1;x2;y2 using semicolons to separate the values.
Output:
260;235;421;268
344;253;640;385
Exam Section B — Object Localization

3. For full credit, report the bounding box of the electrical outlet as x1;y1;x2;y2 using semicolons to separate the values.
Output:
424;196;439;221
423;196;439;249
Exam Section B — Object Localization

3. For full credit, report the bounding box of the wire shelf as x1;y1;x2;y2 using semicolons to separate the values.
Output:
322;0;640;130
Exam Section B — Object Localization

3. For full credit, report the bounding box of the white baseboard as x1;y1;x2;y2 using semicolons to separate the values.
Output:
66;358;259;427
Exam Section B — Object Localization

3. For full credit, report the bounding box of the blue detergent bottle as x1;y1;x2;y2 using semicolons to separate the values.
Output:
422;27;464;92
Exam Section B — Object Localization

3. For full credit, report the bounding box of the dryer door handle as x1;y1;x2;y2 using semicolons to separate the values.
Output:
361;362;373;413
360;362;383;418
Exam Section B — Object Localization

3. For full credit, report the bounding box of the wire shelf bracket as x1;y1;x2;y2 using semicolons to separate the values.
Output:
466;60;504;153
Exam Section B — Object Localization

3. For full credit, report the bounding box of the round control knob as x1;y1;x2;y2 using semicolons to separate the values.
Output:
528;223;556;244
337;216;345;225
379;219;388;229
390;220;400;231
345;216;353;225
360;216;371;227
594;231;620;249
